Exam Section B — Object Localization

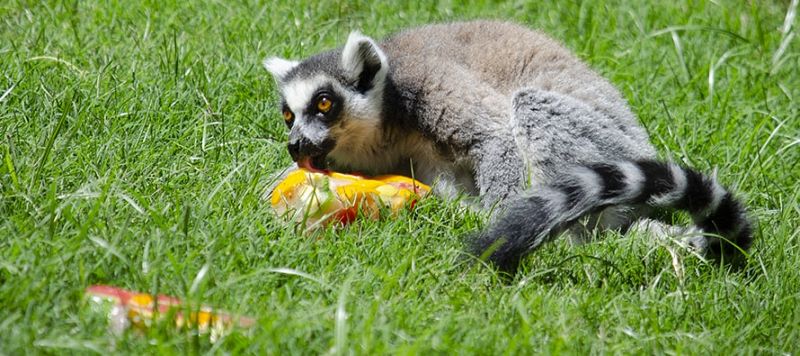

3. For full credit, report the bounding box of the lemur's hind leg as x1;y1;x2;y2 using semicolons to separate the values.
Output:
508;88;659;245
509;88;656;185
568;204;709;253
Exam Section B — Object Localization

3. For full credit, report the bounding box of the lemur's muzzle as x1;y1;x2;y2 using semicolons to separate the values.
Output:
287;137;335;170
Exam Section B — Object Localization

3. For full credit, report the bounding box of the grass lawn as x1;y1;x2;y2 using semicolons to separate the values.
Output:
2;0;799;354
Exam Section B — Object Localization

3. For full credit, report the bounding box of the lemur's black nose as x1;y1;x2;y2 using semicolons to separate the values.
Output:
287;138;325;161
287;137;336;163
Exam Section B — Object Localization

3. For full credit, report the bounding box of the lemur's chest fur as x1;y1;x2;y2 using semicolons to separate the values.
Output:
327;126;478;198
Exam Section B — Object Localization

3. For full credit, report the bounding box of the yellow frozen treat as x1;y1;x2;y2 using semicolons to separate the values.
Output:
270;169;430;229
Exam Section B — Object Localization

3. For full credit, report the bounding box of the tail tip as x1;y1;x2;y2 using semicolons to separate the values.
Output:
706;224;754;260
468;230;524;275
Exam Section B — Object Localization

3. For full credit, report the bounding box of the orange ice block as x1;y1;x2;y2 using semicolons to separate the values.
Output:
270;169;430;229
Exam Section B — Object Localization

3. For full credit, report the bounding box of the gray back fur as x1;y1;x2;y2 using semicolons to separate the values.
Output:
381;21;642;129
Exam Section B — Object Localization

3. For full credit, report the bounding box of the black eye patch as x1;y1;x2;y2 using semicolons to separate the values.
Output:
278;100;295;127
304;85;343;124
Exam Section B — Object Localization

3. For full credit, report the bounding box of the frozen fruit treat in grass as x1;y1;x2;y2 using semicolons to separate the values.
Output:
85;285;255;342
270;168;430;230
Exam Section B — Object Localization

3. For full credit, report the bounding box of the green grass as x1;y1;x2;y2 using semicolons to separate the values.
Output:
1;0;799;354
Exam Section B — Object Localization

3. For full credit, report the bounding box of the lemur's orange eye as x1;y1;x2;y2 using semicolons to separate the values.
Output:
317;97;332;113
282;110;293;123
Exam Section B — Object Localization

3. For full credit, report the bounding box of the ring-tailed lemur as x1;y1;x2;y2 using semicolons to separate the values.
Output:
263;20;752;274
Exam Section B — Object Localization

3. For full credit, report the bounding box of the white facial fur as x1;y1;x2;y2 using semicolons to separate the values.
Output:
281;76;323;113
280;75;333;145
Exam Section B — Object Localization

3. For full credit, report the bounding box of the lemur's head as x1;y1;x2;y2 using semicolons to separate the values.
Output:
264;32;389;170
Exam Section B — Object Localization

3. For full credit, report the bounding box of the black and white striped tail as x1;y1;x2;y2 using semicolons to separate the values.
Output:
470;160;753;274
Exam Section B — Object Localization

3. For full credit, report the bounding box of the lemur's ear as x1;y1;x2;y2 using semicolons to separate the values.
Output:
263;57;299;83
341;31;388;93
